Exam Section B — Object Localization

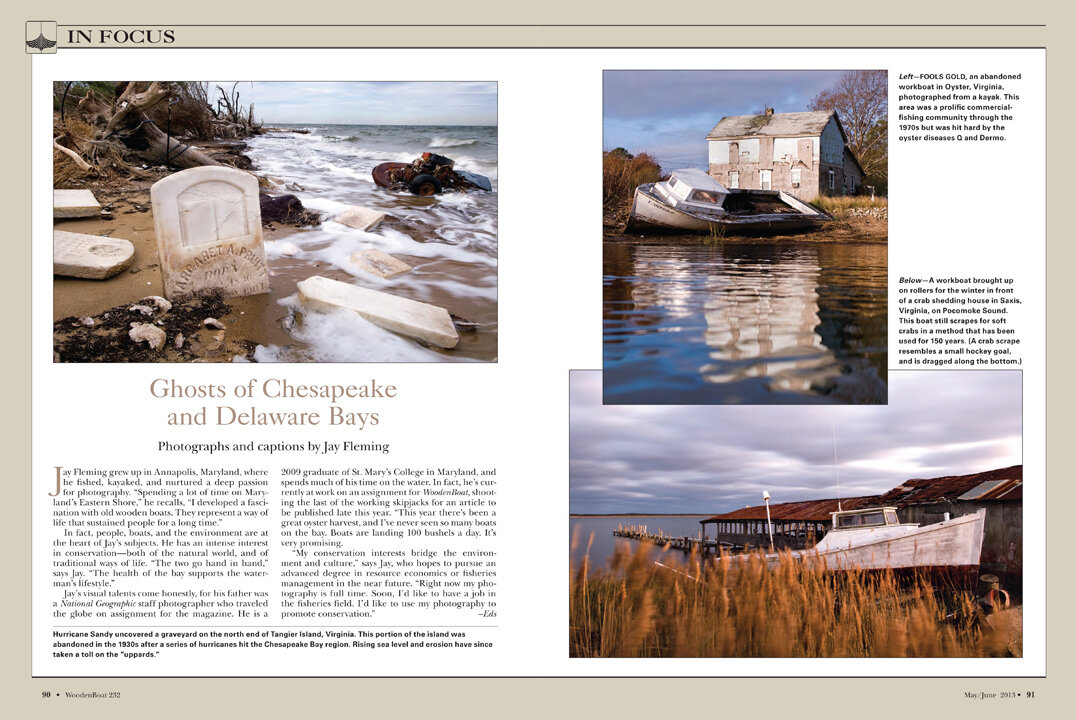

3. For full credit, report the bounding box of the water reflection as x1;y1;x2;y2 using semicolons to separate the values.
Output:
603;242;887;404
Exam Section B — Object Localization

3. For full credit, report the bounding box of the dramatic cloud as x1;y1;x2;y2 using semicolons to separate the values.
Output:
603;70;853;171
570;370;1022;514
212;81;497;125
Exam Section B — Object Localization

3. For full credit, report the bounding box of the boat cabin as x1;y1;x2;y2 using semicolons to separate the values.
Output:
653;169;730;213
830;507;902;530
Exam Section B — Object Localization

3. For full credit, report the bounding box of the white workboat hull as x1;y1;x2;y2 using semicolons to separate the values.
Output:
788;509;986;573
627;183;830;235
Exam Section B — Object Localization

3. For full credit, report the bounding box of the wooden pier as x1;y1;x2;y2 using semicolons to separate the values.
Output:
612;524;744;555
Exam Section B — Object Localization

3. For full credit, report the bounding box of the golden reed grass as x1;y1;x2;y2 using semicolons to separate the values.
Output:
570;537;1019;658
811;195;889;216
602;151;663;209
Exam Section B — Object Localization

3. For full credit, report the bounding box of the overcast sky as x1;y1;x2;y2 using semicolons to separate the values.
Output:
570;370;1022;515
603;70;851;171
212;81;497;125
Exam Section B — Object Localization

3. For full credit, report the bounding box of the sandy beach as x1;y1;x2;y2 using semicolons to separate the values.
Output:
54;130;499;363
53;170;304;363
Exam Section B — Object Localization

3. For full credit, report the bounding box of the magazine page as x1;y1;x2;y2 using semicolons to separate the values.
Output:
0;2;1069;718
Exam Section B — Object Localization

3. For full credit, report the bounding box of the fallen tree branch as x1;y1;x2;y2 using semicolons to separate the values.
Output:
53;136;91;171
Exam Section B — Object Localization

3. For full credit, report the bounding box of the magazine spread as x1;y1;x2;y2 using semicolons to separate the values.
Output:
0;3;1067;718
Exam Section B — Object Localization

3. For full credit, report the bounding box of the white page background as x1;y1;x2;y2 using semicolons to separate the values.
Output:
32;48;1044;676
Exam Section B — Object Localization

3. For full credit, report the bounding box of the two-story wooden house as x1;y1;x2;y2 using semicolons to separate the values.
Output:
706;109;864;200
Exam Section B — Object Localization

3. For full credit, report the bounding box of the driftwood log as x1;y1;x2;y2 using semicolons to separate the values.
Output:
76;82;222;170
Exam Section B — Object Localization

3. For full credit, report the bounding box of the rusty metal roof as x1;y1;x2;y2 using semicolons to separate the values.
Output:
700;496;881;524
957;477;1023;501
706;110;837;140
876;465;1023;506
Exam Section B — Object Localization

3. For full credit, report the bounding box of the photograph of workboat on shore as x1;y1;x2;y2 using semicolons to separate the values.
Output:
570;369;1021;657
603;70;887;404
52;81;497;362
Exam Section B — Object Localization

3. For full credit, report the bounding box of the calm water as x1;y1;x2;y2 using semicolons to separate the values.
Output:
570;515;710;571
243;124;497;362
603;242;887;403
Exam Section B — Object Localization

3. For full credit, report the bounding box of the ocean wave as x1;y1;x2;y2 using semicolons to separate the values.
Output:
430;136;477;148
318;144;417;165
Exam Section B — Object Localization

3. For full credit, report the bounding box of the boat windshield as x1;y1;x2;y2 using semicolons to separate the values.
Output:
688;189;723;205
835;510;887;529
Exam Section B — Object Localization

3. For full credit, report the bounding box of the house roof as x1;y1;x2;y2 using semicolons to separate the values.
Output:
958;478;1023;501
874;465;1023;506
700;496;881;524
706;110;838;140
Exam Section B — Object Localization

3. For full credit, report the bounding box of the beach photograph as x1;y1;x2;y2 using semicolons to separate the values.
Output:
570;370;1022;658
603;70;887;404
52;81;497;362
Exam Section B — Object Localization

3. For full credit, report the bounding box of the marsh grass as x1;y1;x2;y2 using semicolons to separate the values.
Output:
603;151;662;209
703;223;726;245
570;540;1018;658
812;195;889;217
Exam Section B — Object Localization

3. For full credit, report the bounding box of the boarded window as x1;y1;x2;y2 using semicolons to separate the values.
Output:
828;170;835;190
729;171;739;189
760;170;771;190
791;168;801;187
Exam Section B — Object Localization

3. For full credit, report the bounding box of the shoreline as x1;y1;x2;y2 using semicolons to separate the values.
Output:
54;129;500;363
53;136;304;362
603;197;888;245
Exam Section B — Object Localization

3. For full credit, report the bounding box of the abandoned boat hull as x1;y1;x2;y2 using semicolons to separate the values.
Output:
627;183;830;235
786;509;987;573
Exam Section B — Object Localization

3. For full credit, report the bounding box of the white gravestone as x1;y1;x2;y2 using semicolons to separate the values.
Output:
150;167;269;301
297;276;459;349
54;189;102;219
53;230;134;279
348;249;412;279
335;205;386;232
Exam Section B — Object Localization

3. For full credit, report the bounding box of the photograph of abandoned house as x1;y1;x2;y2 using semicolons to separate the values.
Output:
602;70;888;405
706;109;866;199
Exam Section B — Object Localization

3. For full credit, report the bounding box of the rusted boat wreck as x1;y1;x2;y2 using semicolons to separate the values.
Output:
625;168;830;235
372;152;492;196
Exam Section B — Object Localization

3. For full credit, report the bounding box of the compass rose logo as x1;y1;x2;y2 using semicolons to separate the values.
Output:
25;21;58;54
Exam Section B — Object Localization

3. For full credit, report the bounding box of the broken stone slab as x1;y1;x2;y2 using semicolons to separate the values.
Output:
54;189;102;219
348;249;412;279
151;166;269;301
297;275;458;349
335;205;386;232
54;230;134;279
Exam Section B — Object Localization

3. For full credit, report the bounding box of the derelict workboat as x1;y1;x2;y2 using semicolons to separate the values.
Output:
626;168;831;235
779;506;987;575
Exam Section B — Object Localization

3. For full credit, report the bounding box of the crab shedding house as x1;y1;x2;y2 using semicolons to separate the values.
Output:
698;465;1023;590
706;109;865;201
